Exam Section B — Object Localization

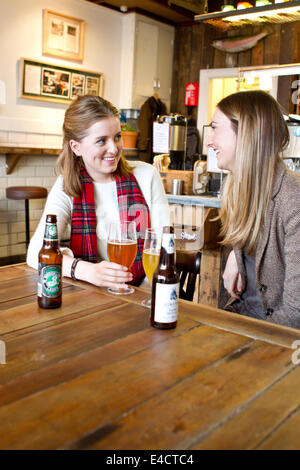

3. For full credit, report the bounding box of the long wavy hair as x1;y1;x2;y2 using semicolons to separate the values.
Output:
218;90;289;254
56;95;133;198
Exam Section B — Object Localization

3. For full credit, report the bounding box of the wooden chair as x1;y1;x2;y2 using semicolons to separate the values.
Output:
198;207;223;307
176;250;201;301
175;207;222;303
6;186;48;249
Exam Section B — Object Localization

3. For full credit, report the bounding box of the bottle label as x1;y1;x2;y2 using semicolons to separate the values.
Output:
44;222;58;241
154;283;179;323
162;234;175;254
38;263;61;298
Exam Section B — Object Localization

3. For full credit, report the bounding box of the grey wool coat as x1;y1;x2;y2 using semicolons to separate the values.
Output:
231;162;300;329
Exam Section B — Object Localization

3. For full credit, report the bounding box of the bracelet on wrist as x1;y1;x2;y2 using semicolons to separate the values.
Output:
70;258;80;280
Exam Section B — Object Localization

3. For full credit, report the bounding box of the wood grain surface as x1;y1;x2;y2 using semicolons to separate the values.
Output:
0;263;299;450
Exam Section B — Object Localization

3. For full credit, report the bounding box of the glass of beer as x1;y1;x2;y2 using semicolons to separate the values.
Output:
107;220;137;295
141;228;161;308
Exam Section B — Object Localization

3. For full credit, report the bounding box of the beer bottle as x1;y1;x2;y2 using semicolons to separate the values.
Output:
38;214;62;309
150;226;179;329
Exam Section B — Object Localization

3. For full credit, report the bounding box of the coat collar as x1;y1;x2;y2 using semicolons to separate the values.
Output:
271;160;286;200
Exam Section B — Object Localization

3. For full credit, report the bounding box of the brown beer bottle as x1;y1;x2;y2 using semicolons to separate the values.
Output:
38;214;62;309
151;226;179;329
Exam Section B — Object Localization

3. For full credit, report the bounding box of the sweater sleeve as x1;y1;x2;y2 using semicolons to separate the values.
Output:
149;166;170;230
132;161;170;231
26;176;73;270
270;195;300;328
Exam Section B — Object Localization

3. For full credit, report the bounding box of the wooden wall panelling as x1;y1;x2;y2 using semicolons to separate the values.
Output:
263;24;281;65
279;22;296;64
252;39;264;66
181;26;192;113
277;76;293;115
293;21;300;62
171;23;217;115
171;21;300;115
171;26;190;114
191;24;204;82
171;24;181;113
201;24;217;70
213;46;226;69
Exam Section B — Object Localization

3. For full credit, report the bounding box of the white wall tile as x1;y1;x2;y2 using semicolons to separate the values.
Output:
6;177;26;186
0;223;9;235
9;221;26;233
36;166;55;177
8;132;27;144
0;177;8;188
0;246;8;257
0;131;9;143
17;165;36;177
8;200;25;211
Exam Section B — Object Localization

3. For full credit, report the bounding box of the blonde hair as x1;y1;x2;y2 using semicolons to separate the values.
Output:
218;90;289;254
56;95;134;198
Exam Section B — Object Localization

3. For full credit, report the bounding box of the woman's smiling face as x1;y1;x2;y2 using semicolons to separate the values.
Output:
70;116;123;182
207;107;237;172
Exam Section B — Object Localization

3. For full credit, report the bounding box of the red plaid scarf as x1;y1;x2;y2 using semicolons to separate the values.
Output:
70;167;150;284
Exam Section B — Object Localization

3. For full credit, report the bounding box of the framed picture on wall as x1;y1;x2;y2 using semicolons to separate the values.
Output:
43;9;85;61
20;58;103;104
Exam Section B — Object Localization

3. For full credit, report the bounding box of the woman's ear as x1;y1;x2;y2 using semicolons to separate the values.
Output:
69;139;81;156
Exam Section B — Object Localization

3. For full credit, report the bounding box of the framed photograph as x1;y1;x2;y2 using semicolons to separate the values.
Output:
41;67;71;98
71;73;85;99
85;76;99;96
43;9;85;61
20;58;103;104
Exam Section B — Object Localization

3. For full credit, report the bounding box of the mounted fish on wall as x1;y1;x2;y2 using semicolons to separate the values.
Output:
212;29;270;53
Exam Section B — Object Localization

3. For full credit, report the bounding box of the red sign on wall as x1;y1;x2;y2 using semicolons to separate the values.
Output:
185;82;199;107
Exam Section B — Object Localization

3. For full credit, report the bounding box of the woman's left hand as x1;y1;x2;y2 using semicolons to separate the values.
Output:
223;250;243;299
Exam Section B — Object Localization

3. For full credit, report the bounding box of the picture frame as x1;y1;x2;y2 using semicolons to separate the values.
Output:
43;9;85;62
20;58;103;104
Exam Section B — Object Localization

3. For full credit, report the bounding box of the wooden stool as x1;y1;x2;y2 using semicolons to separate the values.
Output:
6;186;48;249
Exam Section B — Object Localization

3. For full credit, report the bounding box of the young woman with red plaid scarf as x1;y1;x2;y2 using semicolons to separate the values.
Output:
27;95;170;289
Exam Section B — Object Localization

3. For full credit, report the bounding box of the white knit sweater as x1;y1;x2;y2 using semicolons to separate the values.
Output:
27;161;170;269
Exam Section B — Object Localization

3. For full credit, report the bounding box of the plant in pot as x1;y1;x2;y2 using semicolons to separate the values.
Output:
121;124;139;149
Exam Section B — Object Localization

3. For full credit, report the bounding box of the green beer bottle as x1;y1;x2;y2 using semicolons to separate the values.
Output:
38;214;62;309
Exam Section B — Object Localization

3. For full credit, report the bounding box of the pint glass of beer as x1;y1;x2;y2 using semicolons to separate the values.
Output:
141;228;162;308
107;220;137;295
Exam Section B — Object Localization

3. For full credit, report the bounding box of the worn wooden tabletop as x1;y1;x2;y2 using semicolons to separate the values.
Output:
0;263;300;450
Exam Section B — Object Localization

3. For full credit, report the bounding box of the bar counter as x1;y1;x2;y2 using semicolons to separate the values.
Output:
0;263;300;450
167;193;221;208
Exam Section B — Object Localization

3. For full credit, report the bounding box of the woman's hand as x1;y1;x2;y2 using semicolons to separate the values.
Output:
223;250;243;299
74;259;133;288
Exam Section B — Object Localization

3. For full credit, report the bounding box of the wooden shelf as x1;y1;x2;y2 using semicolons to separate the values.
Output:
0;146;61;174
195;1;300;29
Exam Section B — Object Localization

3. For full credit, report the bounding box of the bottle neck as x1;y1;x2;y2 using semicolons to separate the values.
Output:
43;222;59;248
159;233;175;267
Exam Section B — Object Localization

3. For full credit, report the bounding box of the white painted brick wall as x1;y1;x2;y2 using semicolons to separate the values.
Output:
0;131;60;261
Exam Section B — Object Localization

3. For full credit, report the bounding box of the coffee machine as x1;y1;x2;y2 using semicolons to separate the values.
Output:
153;114;187;170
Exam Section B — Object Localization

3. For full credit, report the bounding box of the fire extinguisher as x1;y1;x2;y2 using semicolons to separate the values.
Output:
185;82;199;115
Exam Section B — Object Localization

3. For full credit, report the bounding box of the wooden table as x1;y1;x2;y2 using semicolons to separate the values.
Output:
1;263;300;451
